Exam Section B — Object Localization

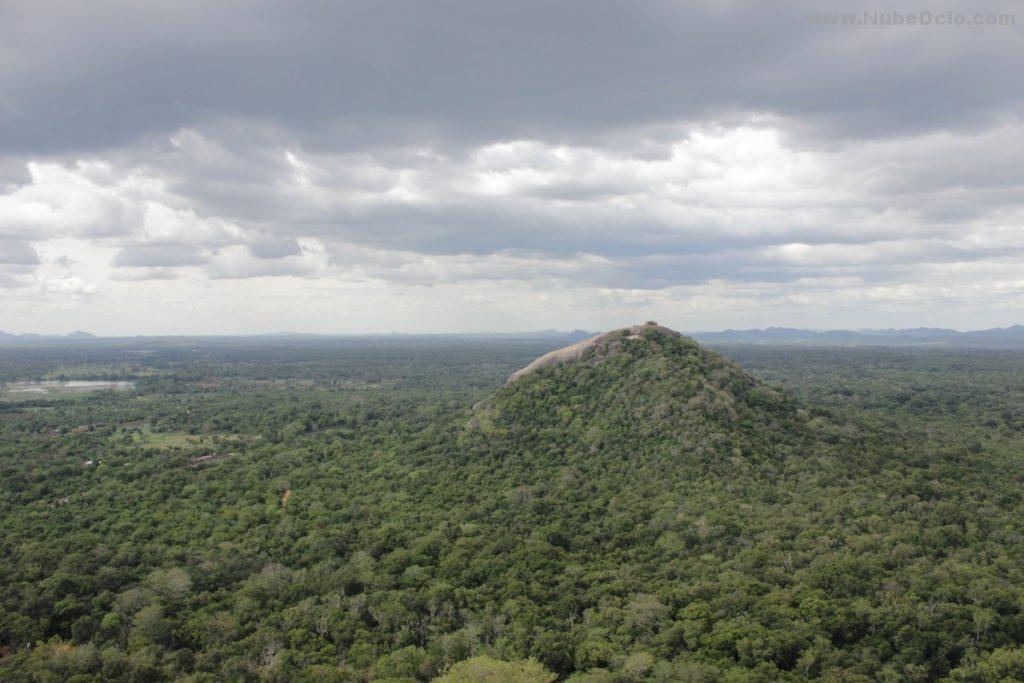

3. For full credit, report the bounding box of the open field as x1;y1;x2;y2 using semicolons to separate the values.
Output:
0;380;135;401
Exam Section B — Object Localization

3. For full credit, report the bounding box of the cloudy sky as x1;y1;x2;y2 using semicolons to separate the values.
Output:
1;0;1022;335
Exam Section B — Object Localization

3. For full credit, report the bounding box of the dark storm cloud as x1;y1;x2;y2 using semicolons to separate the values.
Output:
2;0;1021;156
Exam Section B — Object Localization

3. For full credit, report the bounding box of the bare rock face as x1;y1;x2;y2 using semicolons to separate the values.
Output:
507;321;681;384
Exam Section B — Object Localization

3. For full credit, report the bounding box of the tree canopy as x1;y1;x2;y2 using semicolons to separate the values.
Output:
2;332;1024;680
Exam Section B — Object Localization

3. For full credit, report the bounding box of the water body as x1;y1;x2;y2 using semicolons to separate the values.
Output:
4;380;135;396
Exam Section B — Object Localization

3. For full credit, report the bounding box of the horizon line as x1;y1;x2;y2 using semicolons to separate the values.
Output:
3;323;1024;340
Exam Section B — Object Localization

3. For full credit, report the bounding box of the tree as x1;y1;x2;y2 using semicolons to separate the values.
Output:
434;655;556;683
948;646;1024;681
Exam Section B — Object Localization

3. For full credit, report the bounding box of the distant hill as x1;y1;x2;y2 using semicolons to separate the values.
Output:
0;330;100;344
472;321;846;456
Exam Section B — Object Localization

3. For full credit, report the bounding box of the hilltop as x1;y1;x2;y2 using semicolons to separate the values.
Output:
470;322;843;473
432;324;923;677
506;322;680;383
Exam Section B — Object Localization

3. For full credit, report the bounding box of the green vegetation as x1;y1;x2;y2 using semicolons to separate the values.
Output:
434;656;555;682
1;330;1024;681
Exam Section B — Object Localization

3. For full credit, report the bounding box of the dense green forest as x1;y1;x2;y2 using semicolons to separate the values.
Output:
2;329;1024;681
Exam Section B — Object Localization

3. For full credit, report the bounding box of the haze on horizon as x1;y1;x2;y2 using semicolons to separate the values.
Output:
1;0;1022;336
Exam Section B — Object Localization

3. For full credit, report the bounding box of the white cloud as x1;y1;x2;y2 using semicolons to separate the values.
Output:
2;117;1024;333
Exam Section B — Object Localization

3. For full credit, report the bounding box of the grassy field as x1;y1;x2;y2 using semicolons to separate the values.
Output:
123;427;241;450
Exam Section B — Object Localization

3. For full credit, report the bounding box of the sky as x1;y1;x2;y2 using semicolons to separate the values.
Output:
1;0;1022;335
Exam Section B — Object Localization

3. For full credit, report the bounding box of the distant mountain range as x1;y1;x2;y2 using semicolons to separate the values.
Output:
690;324;1024;348
2;325;1024;348
0;330;97;342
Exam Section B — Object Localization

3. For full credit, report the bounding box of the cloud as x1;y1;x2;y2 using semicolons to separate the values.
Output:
32;274;98;298
1;1;1022;331
113;244;209;268
109;266;183;282
2;1;1021;156
4;121;1024;294
0;238;39;265
0;237;38;288
0;161;143;240
204;241;330;280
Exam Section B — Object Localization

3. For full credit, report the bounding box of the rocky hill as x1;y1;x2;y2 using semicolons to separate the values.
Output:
470;322;846;474
431;324;907;678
